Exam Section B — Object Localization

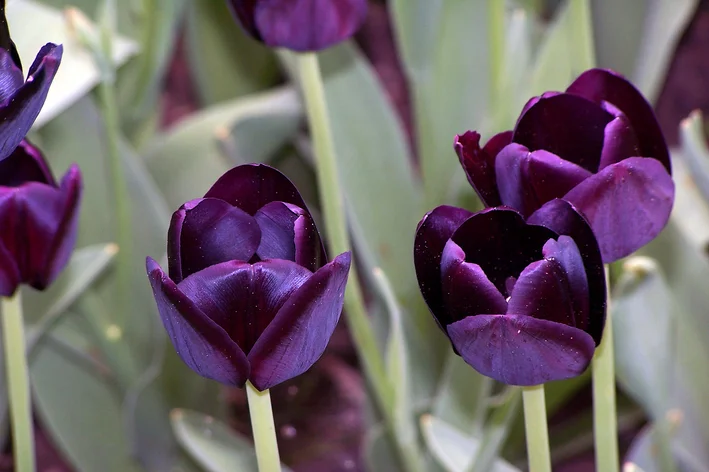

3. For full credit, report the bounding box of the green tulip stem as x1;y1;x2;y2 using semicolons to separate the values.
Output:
246;381;281;472
295;52;421;472
593;265;619;472
522;384;551;472
2;292;35;472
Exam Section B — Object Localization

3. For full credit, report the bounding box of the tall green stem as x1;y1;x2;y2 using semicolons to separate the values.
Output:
295;52;420;472
3;292;35;472
246;382;281;472
593;265;619;472
522;385;551;472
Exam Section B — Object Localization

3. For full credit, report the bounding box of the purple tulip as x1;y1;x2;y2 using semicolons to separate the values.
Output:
147;164;351;390
455;69;674;262
414;199;606;386
0;43;62;163
0;140;82;296
227;0;368;52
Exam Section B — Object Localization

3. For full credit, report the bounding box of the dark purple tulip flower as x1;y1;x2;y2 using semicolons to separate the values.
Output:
227;0;368;52
0;42;62;163
0;140;82;296
414;199;606;385
146;164;351;391
455;69;674;263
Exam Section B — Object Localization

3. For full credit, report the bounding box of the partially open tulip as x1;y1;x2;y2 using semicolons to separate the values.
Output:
227;0;368;52
455;69;674;262
414;199;606;385
147;164;351;390
0;140;82;296
0;43;62;163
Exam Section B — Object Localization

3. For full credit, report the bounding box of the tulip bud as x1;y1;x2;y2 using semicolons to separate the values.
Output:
147;164;351;390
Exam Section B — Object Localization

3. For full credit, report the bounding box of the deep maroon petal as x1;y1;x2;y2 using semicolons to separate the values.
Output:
174;198;261;281
507;257;576;326
178;258;312;355
251;0;368;52
542;236;590;330
563;157;675;262
413;205;474;329
454;131;502;207
598;103;641;170
0;140;56;187
447;314;596;385
226;0;261;40
516;91;561;123
450;208;558;295
0;192;19;296
146;258;249;386
41;165;82;289
528;199;606;344
248;252;351;390
0;44;62;163
0;48;23;104
440;239;507;325
254;201;324;271
204;164;309;216
483;130;514;159
496;143;592;216
513;93;613;173
566;68;670;172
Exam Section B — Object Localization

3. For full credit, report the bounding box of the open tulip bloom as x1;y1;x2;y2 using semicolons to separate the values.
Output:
415;199;606;386
0;42;62;163
0;140;82;296
227;0;368;52
147;164;351;391
455;68;675;263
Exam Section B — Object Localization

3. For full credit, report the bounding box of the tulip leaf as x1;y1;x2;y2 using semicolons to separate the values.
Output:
528;0;596;97
679;111;709;206
144;86;301;209
23;243;118;349
364;425;410;472
591;0;698;102
7;0;138;128
420;415;520;472
389;0;490;208
170;409;293;472
184;1;280;105
30;312;142;472
625;423;709;472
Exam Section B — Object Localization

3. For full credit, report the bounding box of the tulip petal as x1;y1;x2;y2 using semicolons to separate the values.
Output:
507;256;576;326
413;205;474;328
254;201;324;271
450;208;558;295
147;258;250;386
177;258;312;355
542;236;590;329
0;192;20;295
172;198;261;281
248;252;351;390
440;239;507;324
0;44;62;163
204;164;309;216
227;0;260;40
598;107;641;170
528;199;606;344
513;93;613;173
496;144;593;216
447;314;596;385
0;48;23;104
0;140;56;187
250;0;368;52
567;68;670;171
42;165;82;289
563;157;675;262
455;131;508;207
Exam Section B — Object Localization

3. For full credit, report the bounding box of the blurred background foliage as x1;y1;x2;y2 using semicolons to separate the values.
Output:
5;0;709;470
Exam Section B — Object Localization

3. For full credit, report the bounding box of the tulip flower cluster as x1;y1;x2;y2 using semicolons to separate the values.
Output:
416;69;674;386
0;33;81;295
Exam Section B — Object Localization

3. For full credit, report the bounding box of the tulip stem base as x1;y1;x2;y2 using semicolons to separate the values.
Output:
246;381;281;472
522;385;551;472
2;292;35;472
592;266;619;472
